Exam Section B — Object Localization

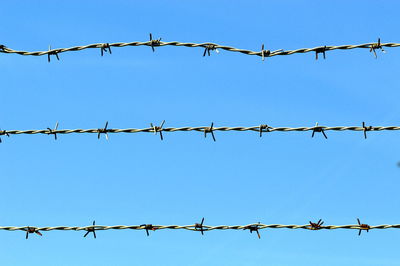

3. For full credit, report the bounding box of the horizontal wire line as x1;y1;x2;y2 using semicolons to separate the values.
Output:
2;223;400;232
1;39;398;59
1;124;400;138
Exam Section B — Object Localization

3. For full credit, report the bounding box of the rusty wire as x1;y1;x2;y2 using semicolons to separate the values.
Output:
0;122;398;142
2;220;400;239
0;35;397;60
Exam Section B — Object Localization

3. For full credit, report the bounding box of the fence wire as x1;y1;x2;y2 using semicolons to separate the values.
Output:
2;219;399;239
0;36;398;60
0;122;398;142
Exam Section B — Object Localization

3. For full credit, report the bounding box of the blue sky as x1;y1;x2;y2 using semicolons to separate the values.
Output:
1;0;400;265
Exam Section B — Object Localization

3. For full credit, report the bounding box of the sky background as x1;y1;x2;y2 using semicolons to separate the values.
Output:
0;0;399;265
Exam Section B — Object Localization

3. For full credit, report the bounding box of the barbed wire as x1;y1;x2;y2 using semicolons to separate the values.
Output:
0;35;397;61
3;219;400;239
0;121;398;142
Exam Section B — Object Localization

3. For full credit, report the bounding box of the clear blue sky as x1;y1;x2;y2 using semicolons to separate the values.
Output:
1;0;399;265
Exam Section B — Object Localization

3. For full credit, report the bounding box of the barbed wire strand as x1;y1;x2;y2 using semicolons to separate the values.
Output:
0;122;398;142
0;36;398;60
3;219;400;239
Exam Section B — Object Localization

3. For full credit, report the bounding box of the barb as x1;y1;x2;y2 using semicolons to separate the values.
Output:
259;124;270;137
311;122;328;139
47;45;60;62
309;219;324;230
2;222;399;238
0;129;9;143
1;38;398;60
2;123;400;141
204;122;216;142
140;224;157;236
100;43;112;56
25;227;43;239
357;218;370;236
260;44;270;61
315;46;327;60
203;44;219;57
244;222;261;239
362;122;372;139
150;120;165;140
97;121;109;140
149;33;161;52
83;221;96;239
47;122;59;140
370;38;386;58
194;218;205;235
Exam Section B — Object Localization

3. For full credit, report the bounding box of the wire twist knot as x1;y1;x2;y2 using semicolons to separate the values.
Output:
203;44;219;57
47;45;60;62
25;227;42;239
309;219;324;230
141;224;157;236
0;129;9;143
97;121;109;140
150;120;165;140
357;218;370;236
312;122;328;139
194;218;205;235
244;223;261;239
362;122;373;139
259;124;270;137
149;33;162;52
315;46;327;60
101;43;112;56
83;221;97;238
47;122;59;140
370;38;385;58
261;44;271;61
204;122;216;141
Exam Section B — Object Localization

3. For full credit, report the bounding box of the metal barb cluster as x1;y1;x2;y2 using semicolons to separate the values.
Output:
47;122;59;140
83;221;97;239
47;45;60;62
24;226;43;239
259;124;270;137
2;219;398;240
315;46;327;60
194;218;205;235
204;122;216;141
311;122;328;139
0;129;9;143
309;219;324;230
149;33;161;52
97;121;109;140
0;37;397;61
357;218;370;236
25;227;43;239
370;38;386;58
244;222;261;239
140;224;157;236
100;43;112;56
260;44;270;61
362;122;372;139
1;122;396;143
150;120;165;140
203;44;219;57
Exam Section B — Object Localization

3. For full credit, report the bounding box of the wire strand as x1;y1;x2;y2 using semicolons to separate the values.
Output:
0;38;398;60
0;123;397;141
2;222;399;234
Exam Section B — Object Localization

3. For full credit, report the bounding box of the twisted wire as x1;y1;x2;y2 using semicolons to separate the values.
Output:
0;38;398;59
1;124;399;140
2;223;399;233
